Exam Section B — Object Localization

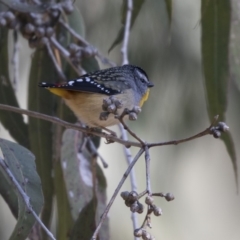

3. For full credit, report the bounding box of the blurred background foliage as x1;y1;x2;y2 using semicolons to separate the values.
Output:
0;0;240;240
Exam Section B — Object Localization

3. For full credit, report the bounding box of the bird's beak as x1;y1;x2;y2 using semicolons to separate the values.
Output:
148;82;154;88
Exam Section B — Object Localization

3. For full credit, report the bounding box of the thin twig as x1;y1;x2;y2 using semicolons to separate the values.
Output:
148;116;219;148
119;124;139;235
0;104;140;147
144;146;151;194
91;148;145;240
118;109;145;145
121;0;133;65
49;36;83;76
141;205;153;229
0;157;56;240
45;40;67;81
0;104;222;148
87;137;108;168
11;30;19;91
58;18;116;67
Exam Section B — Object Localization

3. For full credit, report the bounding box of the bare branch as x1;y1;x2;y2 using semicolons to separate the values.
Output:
58;18;116;67
91;148;145;240
0;104;140;147
11;30;19;91
121;0;133;65
118;109;145;145
45;39;67;81
119;124;139;236
148;116;220;148
144;146;151;194
49;36;83;76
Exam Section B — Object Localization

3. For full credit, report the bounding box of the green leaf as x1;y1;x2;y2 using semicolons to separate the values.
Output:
28;48;55;235
54;158;74;240
165;0;172;24
230;0;240;90
201;0;237;183
0;162;18;218
61;129;108;239
69;197;97;240
0;138;43;240
108;0;145;53
0;27;29;149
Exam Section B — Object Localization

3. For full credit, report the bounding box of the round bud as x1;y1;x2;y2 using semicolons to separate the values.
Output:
103;98;112;108
132;106;141;114
145;195;154;205
125;199;132;207
0;17;7;27
165;192;175;201
24;23;35;34
153;206;162;216
217;122;229;132
129;112;138;121
134;228;143;237
45;27;54;37
82;46;96;57
100;112;109;121
136;202;144;214
130;201;139;212
35;27;45;37
142;230;151;240
114;99;123;109
120;191;130;200
213;130;221;138
4;11;15;22
68;43;79;54
49;7;60;18
107;104;116;113
128;191;138;201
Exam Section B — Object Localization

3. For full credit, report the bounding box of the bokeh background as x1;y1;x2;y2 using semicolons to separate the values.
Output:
0;0;240;239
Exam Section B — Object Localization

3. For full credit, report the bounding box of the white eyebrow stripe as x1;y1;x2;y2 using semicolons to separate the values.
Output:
135;69;148;83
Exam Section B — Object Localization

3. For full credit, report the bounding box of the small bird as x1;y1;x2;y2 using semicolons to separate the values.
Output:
39;64;154;127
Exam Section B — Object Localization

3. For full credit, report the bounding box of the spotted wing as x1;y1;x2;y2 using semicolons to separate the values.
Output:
39;75;121;96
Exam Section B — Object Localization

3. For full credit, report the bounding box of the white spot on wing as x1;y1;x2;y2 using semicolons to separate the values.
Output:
85;77;91;82
77;79;83;82
68;81;74;86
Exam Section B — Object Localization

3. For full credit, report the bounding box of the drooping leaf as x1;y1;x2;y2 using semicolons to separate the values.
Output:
109;0;145;53
165;0;172;24
230;0;240;90
61;129;108;240
201;0;237;183
0;147;18;218
69;197;97;240
0;138;43;240
28;48;55;234
0;27;29;149
54;158;74;240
